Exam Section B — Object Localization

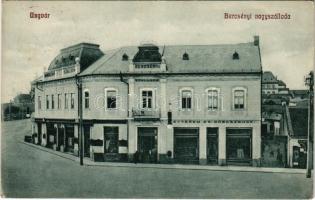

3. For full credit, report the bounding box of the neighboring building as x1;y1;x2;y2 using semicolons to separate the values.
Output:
32;37;262;166
287;102;308;168
262;71;289;95
2;93;34;120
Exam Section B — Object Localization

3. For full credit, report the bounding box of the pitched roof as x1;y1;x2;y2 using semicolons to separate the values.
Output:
80;42;262;75
262;71;278;83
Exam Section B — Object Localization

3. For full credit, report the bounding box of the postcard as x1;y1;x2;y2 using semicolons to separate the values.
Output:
1;1;314;198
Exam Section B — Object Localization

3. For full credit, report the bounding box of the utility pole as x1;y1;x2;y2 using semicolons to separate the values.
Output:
305;71;314;178
76;76;84;166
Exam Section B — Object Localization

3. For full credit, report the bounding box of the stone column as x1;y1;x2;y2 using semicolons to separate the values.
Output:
160;79;167;119
74;124;79;156
158;123;167;163
218;126;226;166
252;123;261;167
41;123;47;147
128;122;136;162
128;78;135;116
199;126;207;165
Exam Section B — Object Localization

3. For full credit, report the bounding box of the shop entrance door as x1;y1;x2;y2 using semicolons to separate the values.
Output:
37;123;42;145
138;127;157;163
83;125;91;157
174;128;199;164
226;128;252;165
207;128;218;165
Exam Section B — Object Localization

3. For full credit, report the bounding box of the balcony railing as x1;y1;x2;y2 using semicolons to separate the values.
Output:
132;108;161;120
44;65;78;81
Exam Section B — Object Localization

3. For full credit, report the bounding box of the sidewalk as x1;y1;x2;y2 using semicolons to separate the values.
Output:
22;141;307;174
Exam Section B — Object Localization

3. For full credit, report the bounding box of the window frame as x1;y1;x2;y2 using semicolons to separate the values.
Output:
64;93;69;109
206;87;220;111
104;126;119;154
46;95;49;110
57;94;61;109
51;94;55;109
105;88;118;110
140;88;155;110
179;87;193;111
38;96;41;110
84;89;90;109
232;87;247;110
70;93;75;109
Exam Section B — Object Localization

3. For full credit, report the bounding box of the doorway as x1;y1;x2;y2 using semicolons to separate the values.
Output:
207;128;218;165
138;127;158;163
174;128;199;164
83;125;91;157
37;123;42;145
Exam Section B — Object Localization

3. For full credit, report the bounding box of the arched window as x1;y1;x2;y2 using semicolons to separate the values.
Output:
233;51;239;60
84;90;89;109
122;53;129;61
182;52;189;60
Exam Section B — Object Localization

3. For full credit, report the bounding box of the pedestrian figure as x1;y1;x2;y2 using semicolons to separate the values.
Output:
134;150;139;164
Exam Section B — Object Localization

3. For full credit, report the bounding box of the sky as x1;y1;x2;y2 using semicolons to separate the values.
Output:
2;1;314;103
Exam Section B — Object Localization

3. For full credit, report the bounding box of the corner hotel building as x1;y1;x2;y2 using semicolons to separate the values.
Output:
32;36;262;166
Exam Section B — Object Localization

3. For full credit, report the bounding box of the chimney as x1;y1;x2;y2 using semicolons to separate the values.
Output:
254;35;259;46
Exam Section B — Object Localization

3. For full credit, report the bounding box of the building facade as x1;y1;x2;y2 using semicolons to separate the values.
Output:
32;37;262;166
262;71;289;95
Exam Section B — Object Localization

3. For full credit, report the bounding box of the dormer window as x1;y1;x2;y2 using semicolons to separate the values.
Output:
122;53;129;61
69;54;74;60
183;52;189;60
233;52;239;60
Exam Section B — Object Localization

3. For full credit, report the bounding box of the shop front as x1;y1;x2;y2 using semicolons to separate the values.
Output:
137;127;158;163
174;128;199;164
104;126;119;161
226;128;252;165
207;127;218;165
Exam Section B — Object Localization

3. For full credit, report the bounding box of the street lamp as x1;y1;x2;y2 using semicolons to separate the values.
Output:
305;71;313;178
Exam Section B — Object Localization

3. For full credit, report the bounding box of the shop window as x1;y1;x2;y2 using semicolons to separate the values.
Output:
207;89;219;110
64;93;68;109
226;128;252;163
38;96;41;110
104;127;118;153
106;90;117;109
141;90;153;109
181;90;192;109
233;88;246;110
46;95;49;109
84;90;89;109
70;93;75;109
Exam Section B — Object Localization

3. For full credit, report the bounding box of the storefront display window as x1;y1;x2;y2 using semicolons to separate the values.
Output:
226;128;252;163
104;127;118;153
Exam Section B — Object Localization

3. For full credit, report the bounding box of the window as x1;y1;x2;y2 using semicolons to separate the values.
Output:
181;90;192;109
37;96;41;110
234;89;245;109
182;52;189;60
46;95;49;109
70;93;75;109
233;51;239;60
84;91;89;109
104;127;118;154
64;94;68;109
51;95;55;109
122;53;128;61
142;90;153;109
208;89;219;110
106;90;117;109
57;94;61;109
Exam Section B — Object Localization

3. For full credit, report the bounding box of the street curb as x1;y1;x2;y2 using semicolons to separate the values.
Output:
21;141;307;174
